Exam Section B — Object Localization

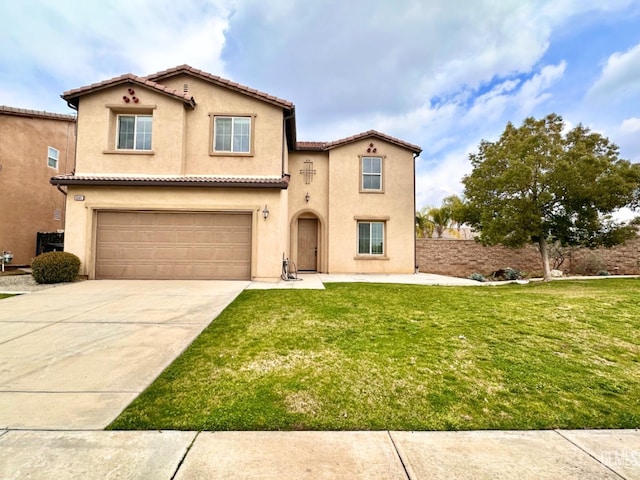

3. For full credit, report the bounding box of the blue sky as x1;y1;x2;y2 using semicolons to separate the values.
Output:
2;0;639;210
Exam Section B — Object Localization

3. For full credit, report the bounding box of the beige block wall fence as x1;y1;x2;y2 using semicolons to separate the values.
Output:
416;237;640;278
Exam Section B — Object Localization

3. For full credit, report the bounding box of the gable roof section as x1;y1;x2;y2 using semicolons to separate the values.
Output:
61;73;196;109
296;130;422;154
145;65;297;148
0;105;76;122
145;65;294;111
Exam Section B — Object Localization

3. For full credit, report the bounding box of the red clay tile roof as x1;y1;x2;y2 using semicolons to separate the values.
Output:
324;130;422;153
61;74;196;109
50;174;290;189
0;105;76;122
296;130;422;154
59;67;421;156
295;141;327;151
145;65;294;110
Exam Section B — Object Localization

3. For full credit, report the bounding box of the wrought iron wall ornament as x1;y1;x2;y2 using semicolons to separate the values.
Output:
300;159;316;184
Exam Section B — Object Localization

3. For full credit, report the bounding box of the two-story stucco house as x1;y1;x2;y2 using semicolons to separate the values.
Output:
51;65;421;281
1;106;76;266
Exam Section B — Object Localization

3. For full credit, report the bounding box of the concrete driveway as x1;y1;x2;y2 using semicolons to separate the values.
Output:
0;280;248;429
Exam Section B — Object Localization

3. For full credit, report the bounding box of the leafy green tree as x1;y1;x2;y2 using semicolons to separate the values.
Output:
428;206;452;238
415;208;434;238
442;194;465;231
462;114;640;280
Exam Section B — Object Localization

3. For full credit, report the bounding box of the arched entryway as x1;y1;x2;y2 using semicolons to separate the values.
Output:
298;217;318;271
291;210;325;273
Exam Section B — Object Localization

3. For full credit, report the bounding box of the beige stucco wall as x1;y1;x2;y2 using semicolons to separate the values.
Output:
64;185;287;280
288;140;416;274
67;75;291;281
74;78;286;178
156;75;286;177
288;151;330;271
74;87;187;175
327;139;415;274
65;72;417;279
0;112;75;265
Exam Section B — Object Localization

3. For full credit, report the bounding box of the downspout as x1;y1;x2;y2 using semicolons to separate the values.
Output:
413;151;420;274
65;99;78;174
59;99;78;233
282;112;295;177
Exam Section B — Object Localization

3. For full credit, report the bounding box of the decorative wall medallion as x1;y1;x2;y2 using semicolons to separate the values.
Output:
300;159;316;184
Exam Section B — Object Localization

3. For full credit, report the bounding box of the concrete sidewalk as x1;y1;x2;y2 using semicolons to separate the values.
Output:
246;272;483;289
1;429;638;479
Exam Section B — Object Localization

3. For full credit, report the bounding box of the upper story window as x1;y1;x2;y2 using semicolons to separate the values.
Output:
213;116;252;154
361;156;382;191
47;147;59;169
117;114;152;151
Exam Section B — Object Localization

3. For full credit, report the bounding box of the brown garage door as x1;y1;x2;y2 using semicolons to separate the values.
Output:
96;211;251;280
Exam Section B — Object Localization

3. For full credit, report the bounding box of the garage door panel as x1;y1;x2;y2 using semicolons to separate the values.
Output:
192;247;213;260
170;215;192;226
100;229;135;242
154;247;177;260
194;231;213;243
96;246;116;260
133;248;155;260
96;212;251;280
100;264;136;278
234;230;251;243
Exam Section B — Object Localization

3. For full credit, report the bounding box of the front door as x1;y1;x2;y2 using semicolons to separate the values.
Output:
298;218;318;271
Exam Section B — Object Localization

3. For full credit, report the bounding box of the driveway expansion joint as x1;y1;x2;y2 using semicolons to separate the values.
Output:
170;431;200;480
387;431;412;480
553;430;628;480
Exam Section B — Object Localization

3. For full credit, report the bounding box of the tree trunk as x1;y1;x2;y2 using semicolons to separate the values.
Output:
538;237;552;281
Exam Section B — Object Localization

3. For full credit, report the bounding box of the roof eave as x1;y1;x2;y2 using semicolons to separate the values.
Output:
145;65;295;110
61;76;196;109
324;131;422;154
50;175;290;190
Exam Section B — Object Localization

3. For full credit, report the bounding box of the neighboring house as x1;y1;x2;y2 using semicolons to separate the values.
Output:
0;106;76;266
51;65;421;281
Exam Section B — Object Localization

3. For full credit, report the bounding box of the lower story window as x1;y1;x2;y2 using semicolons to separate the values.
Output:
358;221;384;255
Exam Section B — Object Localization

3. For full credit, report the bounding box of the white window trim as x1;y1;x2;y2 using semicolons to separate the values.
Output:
360;156;384;192
209;114;256;156
116;114;153;151
47;146;59;170
357;220;386;256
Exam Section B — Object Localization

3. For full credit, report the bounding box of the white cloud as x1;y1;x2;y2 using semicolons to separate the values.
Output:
621;117;640;133
587;42;640;102
1;0;638;209
415;143;478;209
0;0;232;111
514;61;567;114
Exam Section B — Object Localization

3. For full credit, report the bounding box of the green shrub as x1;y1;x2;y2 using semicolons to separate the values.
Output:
32;252;81;284
490;268;523;281
469;272;486;282
572;252;606;275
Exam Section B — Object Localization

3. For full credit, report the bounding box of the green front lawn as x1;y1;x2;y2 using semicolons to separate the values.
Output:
109;279;640;431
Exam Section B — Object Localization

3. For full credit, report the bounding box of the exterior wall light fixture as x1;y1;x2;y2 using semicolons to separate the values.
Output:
262;205;269;220
305;192;310;203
